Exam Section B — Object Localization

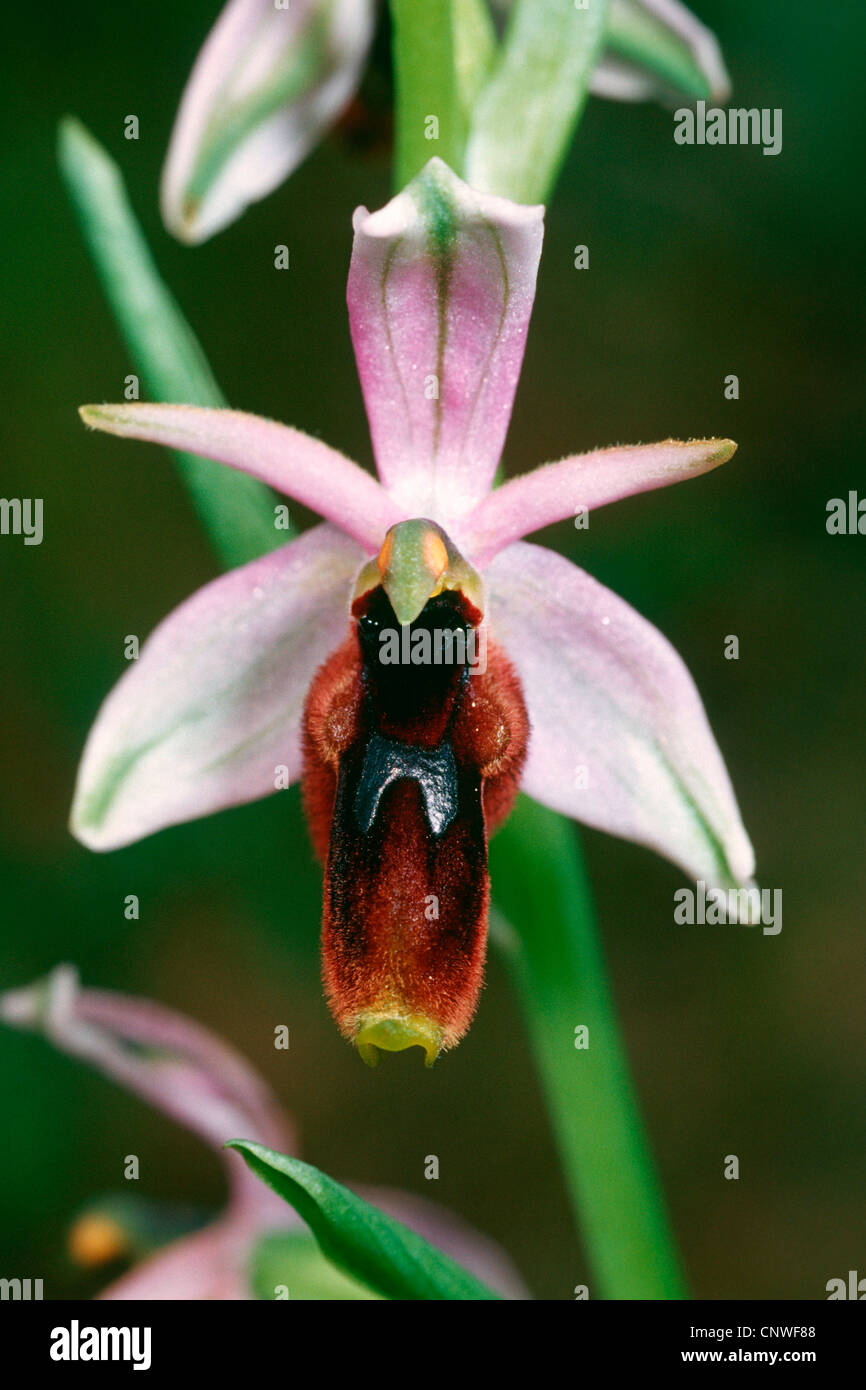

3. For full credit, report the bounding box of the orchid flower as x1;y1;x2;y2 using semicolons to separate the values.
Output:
0;966;526;1299
161;0;376;243
162;0;729;244
72;158;753;1065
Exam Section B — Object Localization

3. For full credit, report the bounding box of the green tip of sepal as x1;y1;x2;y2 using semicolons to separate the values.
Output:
709;438;737;464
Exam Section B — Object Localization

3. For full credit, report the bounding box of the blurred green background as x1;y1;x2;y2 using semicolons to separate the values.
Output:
1;0;863;1299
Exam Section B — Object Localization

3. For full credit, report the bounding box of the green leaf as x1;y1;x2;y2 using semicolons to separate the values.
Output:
389;0;468;189
227;1142;501;1301
465;0;609;204
57;116;286;568
490;795;687;1300
249;1230;382;1301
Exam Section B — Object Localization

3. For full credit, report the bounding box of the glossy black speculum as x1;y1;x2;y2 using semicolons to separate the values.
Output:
346;587;481;840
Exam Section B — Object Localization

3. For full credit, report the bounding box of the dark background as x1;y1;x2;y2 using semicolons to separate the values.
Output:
1;0;863;1298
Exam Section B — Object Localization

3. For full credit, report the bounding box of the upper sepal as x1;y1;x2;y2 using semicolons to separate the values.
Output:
347;158;544;519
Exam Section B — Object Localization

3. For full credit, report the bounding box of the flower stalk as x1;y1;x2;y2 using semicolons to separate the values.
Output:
389;0;469;189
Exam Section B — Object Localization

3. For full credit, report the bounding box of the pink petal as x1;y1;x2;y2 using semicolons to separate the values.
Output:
79;403;403;553
100;1218;256;1300
461;438;736;566
487;542;755;887
347;158;544;518
0;967;294;1182
71;523;363;850
161;0;375;243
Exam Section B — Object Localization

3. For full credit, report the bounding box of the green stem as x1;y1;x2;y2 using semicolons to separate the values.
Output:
388;0;467;189
58;116;287;568
490;796;687;1300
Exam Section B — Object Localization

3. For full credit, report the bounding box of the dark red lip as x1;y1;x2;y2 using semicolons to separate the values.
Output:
302;585;528;1064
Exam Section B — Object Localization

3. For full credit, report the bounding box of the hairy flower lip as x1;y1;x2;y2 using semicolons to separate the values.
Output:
354;1013;444;1069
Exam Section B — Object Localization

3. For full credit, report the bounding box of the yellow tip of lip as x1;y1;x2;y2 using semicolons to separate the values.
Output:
355;1015;442;1068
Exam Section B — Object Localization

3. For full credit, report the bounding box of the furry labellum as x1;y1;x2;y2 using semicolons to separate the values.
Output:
302;520;528;1066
